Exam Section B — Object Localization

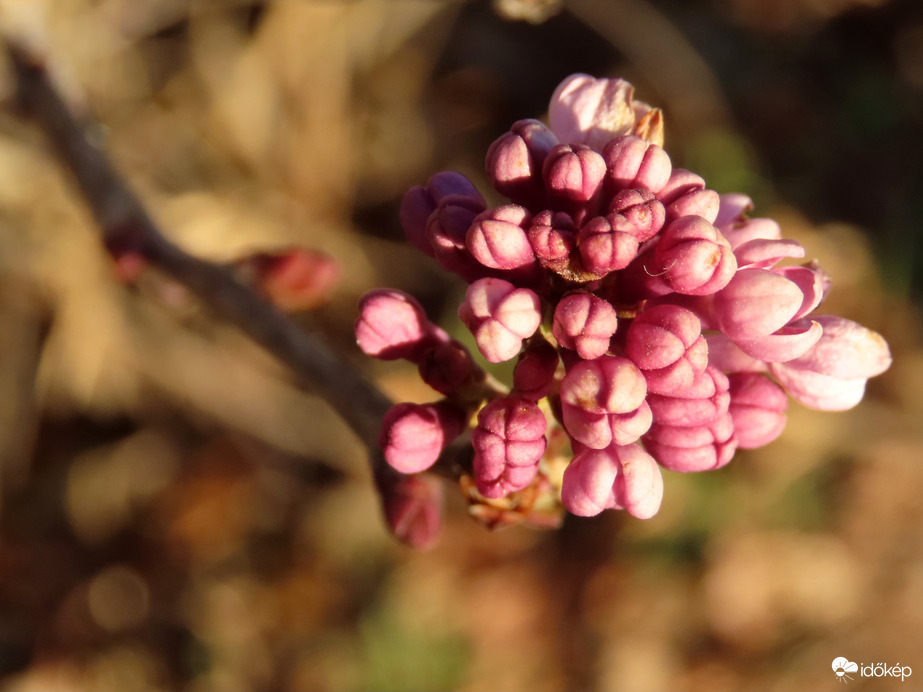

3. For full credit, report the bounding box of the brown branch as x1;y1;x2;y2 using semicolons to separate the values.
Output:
5;40;398;458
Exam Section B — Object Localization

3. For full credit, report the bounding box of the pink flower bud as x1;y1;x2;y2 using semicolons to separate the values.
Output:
458;278;542;363
467;204;538;273
727;373;788;449
548;74;656;151
234;247;340;312
625;304;708;394
705;333;768;374
356;289;442;361
734;238;805;269
607;188;666;242
418;340;482;396
528;210;577;272
379;401;467;474
773;263;831;321
542;144;607;216
710;268;807;340
400;172;482;257
656;168;706;206
732;318;823;363
560;356;651;448
576;214;640;276
552;290;619;360
425;192;489;281
643;411;737;472
486;118;558;206
720;217;782;250
472;396;547;498
600;135;672;194
561;442;663;519
378;471;443;550
513;337;559;401
653;216;737;295
665;188;721;224
769;315;892;410
646;365;730;427
714;192;753;228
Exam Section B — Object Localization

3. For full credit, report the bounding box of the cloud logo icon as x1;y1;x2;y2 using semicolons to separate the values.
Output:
833;657;859;683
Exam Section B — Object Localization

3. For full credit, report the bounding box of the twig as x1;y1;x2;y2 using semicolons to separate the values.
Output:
4;40;397;459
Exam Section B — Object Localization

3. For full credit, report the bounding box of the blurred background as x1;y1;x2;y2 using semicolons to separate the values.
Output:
0;0;921;689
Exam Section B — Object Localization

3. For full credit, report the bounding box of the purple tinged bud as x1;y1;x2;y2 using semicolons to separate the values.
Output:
356;289;441;361
608;188;666;242
656;168;706;206
548;74;656;151
419;339;482;396
513;337;559;401
625;304;708;394
458;278;542;363
472;396;547;498
710;268;806;340
727;373;788;449
643;411;737;472
714;193;754;228
577;215;640;276
467;204;537;272
769;315;891;411
561;443;663;519
486;118;559;205
426;193;488;280
665;188;721;224
379;401;467;474
378;471;444;550
552;290;619;360
601;135;672;194
528;210;577;271
653;216;737;295
399;171;482;257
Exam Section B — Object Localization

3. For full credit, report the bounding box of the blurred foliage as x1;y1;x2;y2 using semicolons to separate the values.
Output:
0;0;921;690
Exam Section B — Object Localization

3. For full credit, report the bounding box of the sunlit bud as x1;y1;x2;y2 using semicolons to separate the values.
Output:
600;135;672;194
552;290;619;360
577;214;640;276
467;204;538;273
356;289;443;361
653;216;737;295
548;73;656;151
770;315;892;410
607;188;666;242
486;118;558;206
561;442;663;519
379;401;467;474
625;304;708;394
472;396;547;498
458;278;542;363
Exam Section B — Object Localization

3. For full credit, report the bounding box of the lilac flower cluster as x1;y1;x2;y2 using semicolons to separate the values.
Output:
357;74;892;525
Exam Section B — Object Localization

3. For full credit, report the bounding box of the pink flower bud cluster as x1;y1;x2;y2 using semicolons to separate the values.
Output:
357;73;892;531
